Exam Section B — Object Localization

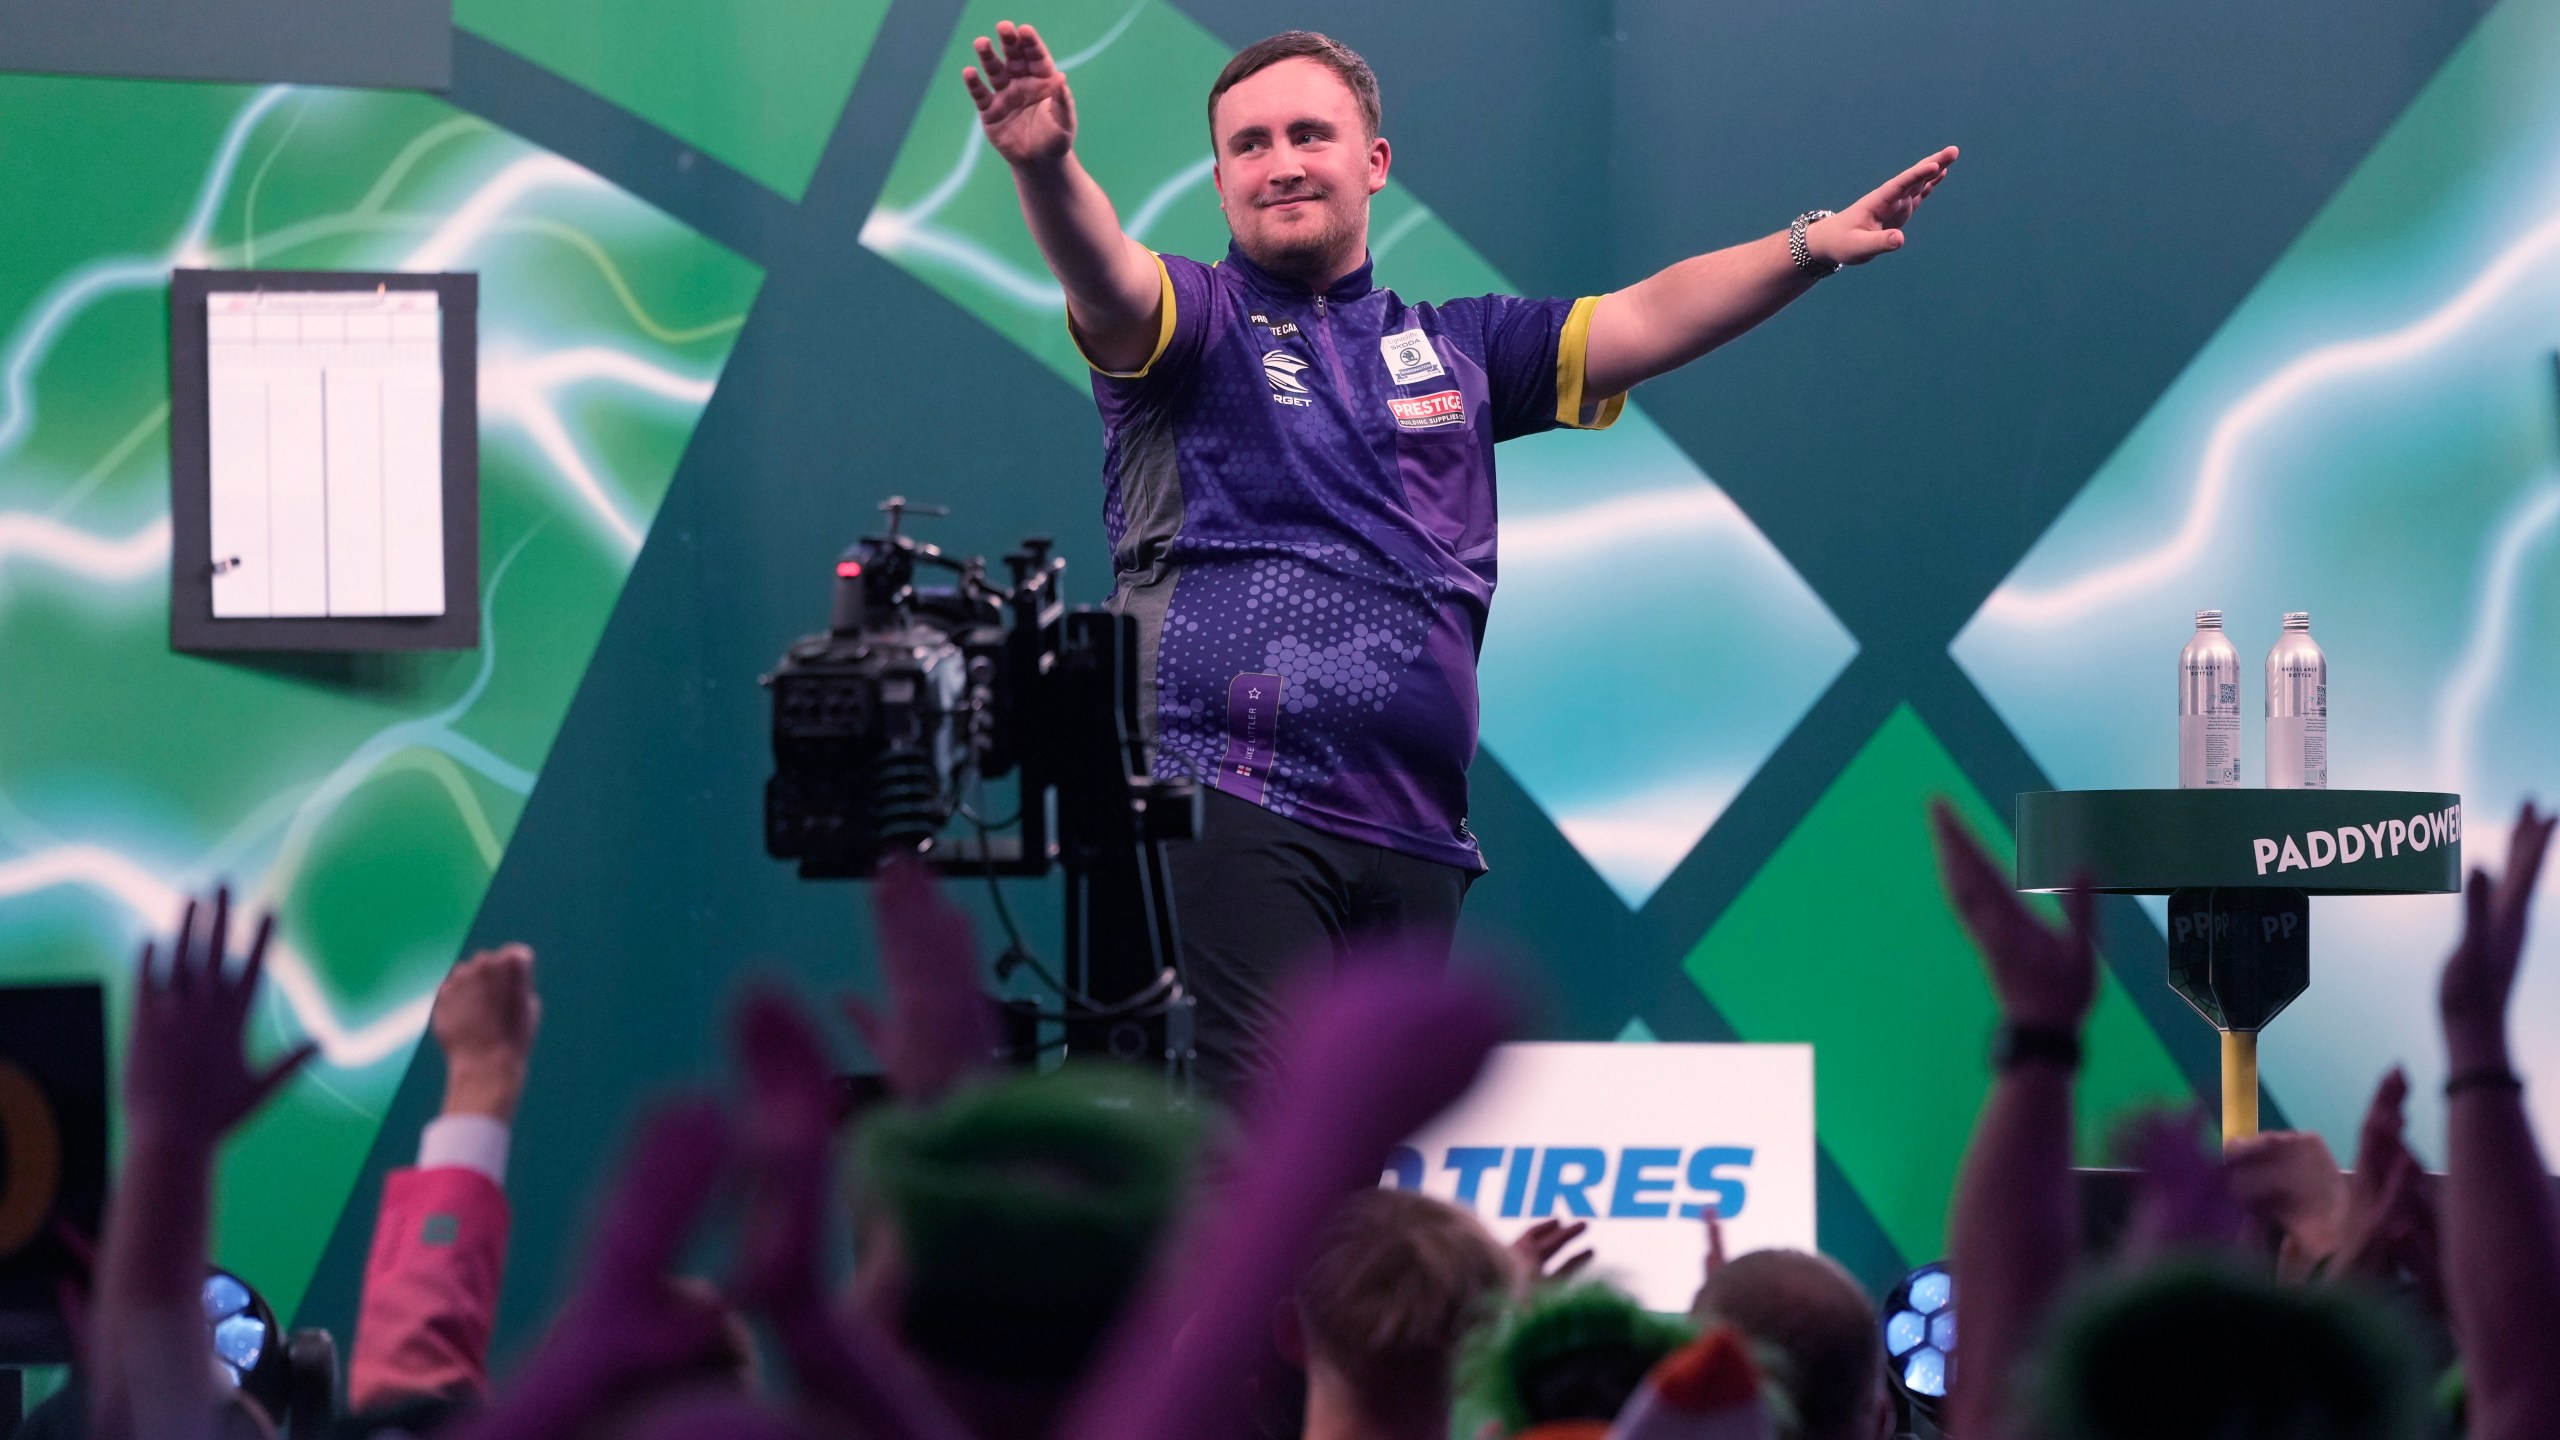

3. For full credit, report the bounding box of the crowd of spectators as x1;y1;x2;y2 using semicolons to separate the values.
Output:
24;799;2558;1440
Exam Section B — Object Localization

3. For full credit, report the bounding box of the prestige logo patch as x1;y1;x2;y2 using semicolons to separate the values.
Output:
1263;350;1313;407
1380;326;1446;384
1388;389;1467;429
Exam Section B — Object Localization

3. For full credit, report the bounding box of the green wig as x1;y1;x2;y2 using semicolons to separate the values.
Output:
858;1064;1207;1386
1461;1282;1698;1434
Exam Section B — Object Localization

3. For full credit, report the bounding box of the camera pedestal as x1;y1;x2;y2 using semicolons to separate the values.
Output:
766;512;1204;1082
2013;788;2462;1138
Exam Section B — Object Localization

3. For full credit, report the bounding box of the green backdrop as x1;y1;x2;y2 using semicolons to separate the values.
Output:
0;0;2541;1363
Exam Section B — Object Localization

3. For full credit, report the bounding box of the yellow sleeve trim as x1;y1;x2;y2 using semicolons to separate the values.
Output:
1070;253;1179;379
1553;294;1626;430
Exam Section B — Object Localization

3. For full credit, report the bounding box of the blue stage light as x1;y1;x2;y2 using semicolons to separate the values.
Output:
1882;1261;1956;1404
201;1267;276;1391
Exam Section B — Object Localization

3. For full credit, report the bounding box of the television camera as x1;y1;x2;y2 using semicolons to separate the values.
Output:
762;498;1200;1073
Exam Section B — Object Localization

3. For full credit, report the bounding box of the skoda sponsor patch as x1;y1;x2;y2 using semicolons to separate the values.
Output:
1380;326;1446;384
1388;389;1467;430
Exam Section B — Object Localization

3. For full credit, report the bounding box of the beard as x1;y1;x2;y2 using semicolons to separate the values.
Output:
1233;191;1361;285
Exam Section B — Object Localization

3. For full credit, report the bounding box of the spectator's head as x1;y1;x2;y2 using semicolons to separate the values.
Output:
1694;1249;1888;1440
1466;1283;1695;1437
2037;1259;2424;1440
1281;1188;1516;1435
856;1065;1204;1397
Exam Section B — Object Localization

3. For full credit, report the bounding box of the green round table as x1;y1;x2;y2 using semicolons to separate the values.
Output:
2013;789;2463;1136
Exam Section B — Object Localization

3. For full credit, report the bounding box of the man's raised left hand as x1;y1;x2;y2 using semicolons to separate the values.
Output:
1810;146;1958;268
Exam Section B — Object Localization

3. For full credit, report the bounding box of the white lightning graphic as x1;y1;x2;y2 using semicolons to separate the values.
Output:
490;346;719;403
403;154;611;271
481;348;719;553
0;533;538;1071
2434;478;2560;796
0;87;734;1084
0;88;290;464
4;127;705;572
1982;210;2560;626
1124;155;1216;242
1549;770;1748;900
3;337;714;581
861;9;1187;312
1501;486;1753;565
1372;206;1433;261
0;846;434;1068
1053;1;1148;69
0;513;168;586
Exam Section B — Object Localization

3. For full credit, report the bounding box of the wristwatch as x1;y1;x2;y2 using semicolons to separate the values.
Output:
1790;210;1839;276
1990;1021;2083;1074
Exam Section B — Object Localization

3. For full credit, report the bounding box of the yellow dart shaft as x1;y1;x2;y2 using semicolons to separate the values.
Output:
2222;1030;2260;1140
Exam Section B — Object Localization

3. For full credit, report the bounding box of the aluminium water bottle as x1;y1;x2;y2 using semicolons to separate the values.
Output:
2266;612;2328;788
2179;610;2242;788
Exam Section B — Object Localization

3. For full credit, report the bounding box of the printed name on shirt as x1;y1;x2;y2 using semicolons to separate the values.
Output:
1380;327;1447;385
1250;311;1302;339
1263;350;1314;407
1388;389;1467;430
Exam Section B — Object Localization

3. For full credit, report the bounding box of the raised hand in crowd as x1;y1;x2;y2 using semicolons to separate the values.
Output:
1935;802;2096;1035
2112;1107;2247;1262
120;890;316;1147
728;988;972;1440
2225;1065;2443;1305
844;859;998;1105
433;943;541;1122
344;943;548;1416
1930;800;2096;1440
453;1101;747;1440
2225;1120;2351;1278
2436;800;2559;1440
92;888;315;1440
1513;1218;1594;1286
1055;954;1507;1440
1681;1203;1730;1324
2332;1068;2441;1308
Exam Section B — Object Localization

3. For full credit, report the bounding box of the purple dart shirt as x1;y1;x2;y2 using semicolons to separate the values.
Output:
1085;241;1623;872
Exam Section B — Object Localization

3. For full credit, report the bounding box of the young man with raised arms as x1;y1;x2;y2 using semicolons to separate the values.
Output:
963;22;1955;1098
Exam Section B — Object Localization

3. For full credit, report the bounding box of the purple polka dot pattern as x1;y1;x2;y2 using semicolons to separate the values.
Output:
1087;243;1579;872
1153;538;1441;819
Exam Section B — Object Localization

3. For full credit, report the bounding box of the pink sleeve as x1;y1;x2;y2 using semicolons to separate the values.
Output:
348;1166;512;1411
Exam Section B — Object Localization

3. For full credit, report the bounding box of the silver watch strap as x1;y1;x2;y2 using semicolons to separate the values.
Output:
1790;209;1839;275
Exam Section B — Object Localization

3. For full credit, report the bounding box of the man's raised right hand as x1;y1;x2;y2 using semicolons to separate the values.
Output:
433;943;541;1122
964;21;1076;170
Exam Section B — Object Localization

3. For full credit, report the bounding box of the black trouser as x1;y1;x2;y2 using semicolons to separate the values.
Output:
1169;789;1473;1104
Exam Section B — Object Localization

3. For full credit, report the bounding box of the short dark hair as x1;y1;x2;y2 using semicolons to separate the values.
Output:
1695;1250;1884;1440
1206;31;1381;143
1297;1190;1511;1418
2038;1260;2423;1440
